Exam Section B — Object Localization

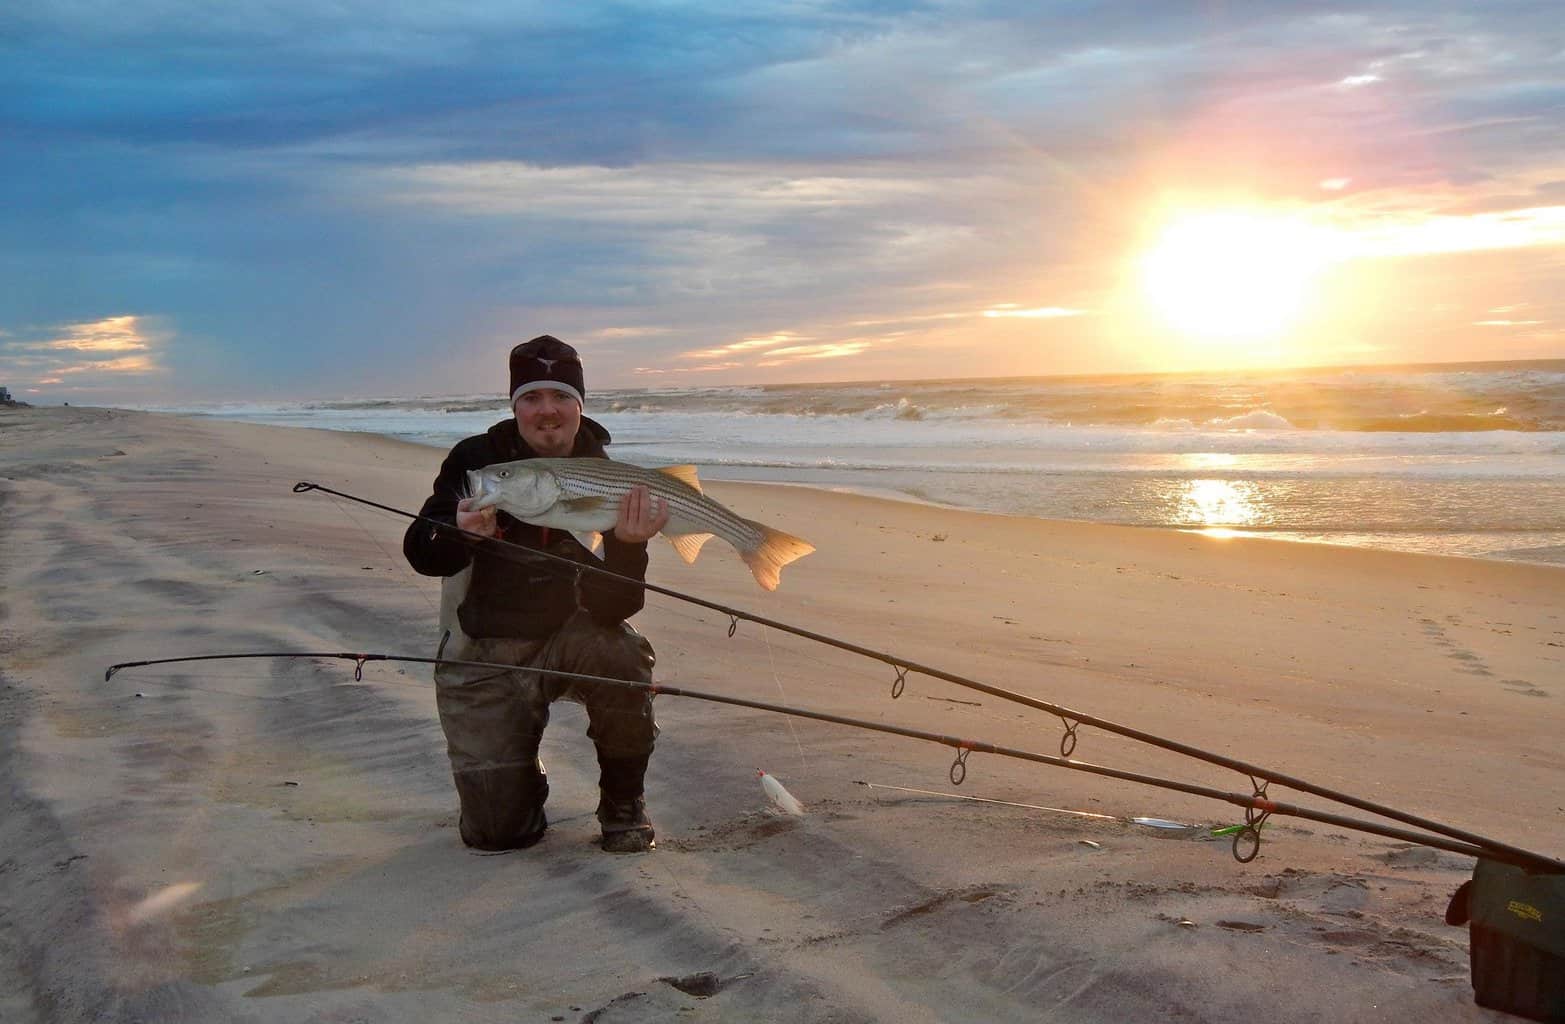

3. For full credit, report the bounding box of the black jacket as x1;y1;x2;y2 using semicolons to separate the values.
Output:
402;416;649;638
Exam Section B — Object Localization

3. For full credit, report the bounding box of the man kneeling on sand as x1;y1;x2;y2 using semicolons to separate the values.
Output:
402;335;670;853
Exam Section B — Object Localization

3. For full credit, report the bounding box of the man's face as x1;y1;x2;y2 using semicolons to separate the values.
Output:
515;388;582;457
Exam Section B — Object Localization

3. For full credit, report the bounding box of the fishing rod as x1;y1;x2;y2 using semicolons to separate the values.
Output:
293;481;1559;867
103;650;1564;873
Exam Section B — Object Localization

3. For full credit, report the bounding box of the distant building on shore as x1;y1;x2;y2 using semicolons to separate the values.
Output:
0;386;11;402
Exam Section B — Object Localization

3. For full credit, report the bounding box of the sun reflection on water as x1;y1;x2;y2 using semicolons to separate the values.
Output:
1174;479;1265;534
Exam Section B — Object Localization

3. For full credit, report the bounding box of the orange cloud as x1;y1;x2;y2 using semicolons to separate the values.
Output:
756;341;871;366
0;315;168;393
594;326;675;339
679;332;815;361
981;305;1086;319
43;315;152;352
59;355;156;374
1345;205;1565;259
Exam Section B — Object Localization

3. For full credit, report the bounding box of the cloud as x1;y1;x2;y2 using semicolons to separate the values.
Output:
1340;204;1565;258
981;305;1086;319
371;160;936;222
591;326;675;339
756;340;873;367
673;328;889;371
39;315;153;352
58;355;156;374
0;315;169;395
680;332;818;361
635;361;744;375
849;311;966;327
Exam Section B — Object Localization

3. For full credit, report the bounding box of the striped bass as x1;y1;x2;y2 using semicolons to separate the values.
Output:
467;458;814;591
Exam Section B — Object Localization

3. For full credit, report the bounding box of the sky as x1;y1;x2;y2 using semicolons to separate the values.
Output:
2;1;1562;403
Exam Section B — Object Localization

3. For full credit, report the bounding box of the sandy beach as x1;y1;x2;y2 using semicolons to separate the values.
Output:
2;404;1562;1023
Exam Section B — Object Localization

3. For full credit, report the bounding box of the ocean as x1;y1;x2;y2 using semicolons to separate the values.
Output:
146;359;1565;566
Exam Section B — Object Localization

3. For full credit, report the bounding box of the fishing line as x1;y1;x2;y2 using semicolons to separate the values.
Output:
854;781;1121;822
760;624;810;773
321;490;442;619
852;780;1236;841
288;483;1560;871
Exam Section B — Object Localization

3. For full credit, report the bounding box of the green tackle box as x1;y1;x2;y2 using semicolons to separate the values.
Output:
1446;858;1565;1022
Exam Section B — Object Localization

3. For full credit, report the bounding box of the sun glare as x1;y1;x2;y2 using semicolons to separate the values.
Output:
1139;209;1336;343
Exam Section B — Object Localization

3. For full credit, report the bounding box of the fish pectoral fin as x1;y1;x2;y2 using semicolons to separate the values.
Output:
655;464;703;493
666;532;714;565
572;530;604;558
560;496;609;514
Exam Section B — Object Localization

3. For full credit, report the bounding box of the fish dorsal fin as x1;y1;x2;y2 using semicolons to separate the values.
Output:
666;532;714;565
656;464;703;493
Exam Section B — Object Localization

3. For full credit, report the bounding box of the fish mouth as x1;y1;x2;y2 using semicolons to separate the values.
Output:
464;471;495;509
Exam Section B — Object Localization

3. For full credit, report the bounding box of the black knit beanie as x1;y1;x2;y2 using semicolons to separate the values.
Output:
508;335;585;407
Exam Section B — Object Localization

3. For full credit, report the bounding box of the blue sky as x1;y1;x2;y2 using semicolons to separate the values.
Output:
2;1;1562;402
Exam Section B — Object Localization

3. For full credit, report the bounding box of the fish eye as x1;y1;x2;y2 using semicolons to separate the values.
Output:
497;469;510;479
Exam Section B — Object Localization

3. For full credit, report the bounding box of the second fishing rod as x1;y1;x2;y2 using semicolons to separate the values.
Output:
294;480;1551;868
103;651;1559;872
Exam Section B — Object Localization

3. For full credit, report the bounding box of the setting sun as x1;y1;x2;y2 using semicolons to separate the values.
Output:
1138;209;1337;342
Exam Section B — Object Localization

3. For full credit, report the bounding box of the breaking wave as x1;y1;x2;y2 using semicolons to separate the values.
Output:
150;359;1565;434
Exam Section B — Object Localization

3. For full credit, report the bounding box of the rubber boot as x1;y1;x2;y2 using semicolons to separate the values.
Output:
596;753;654;853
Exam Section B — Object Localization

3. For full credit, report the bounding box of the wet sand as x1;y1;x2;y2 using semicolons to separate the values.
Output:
2;405;1562;1022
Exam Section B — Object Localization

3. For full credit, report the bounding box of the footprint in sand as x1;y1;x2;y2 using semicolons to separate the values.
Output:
1421;615;1552;697
1417;615;1501;680
1445;651;1494;677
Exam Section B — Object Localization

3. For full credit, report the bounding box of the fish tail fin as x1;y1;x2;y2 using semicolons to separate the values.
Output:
740;520;815;591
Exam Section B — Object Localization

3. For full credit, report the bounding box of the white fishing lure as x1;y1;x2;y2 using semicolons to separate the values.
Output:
756;769;805;816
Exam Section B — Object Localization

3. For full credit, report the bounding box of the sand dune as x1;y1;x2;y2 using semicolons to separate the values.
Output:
2;405;1561;1022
